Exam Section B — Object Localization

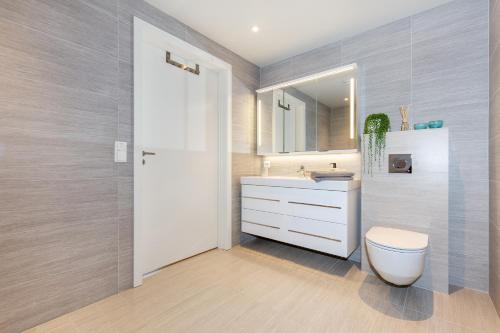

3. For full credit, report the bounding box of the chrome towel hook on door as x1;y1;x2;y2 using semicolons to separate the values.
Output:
166;51;200;75
142;151;156;165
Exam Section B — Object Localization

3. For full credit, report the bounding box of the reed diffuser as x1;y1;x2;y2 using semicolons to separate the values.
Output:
400;106;410;131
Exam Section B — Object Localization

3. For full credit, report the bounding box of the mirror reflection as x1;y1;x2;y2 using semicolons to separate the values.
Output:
257;65;358;155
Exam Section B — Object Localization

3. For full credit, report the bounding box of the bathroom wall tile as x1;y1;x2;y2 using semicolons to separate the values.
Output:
449;256;490;292
0;178;118;331
412;0;489;291
340;18;411;131
227;53;261;89
232;77;258;154
0;77;117;180
0;0;118;57
0;136;115;181
0;281;40;333
492;0;500;57
491;0;500;315
341;17;411;64
260;58;295;88
492;48;500;99
118;61;134;126
360;47;411;128
291;42;342;78
0;77;117;143
118;19;134;64
83;0;118;18
118;215;133;291
492;224;500;277
0;18;118;98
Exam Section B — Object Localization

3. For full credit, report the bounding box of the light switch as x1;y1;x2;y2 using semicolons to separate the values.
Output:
115;141;127;163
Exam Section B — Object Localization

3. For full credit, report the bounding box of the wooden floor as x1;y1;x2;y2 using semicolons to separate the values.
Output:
25;238;499;333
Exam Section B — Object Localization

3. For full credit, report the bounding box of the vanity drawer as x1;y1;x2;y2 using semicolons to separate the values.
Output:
242;185;282;213
242;220;280;241
287;216;346;243
242;209;283;229
285;216;347;256
285;188;347;223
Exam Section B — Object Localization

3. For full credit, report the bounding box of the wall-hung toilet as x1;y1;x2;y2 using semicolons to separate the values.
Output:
365;227;429;286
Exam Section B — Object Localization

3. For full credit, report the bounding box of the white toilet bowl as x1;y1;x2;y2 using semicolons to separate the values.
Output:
365;227;429;286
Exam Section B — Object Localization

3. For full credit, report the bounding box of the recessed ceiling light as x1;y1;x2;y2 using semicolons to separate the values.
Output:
344;97;349;101
251;25;260;33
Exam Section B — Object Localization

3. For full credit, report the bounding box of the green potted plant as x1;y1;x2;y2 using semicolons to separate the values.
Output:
363;113;390;175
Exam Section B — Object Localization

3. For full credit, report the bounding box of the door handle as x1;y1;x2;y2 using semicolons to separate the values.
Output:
142;151;156;157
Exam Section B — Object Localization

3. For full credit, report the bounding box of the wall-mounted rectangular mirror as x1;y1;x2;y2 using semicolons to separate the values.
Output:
257;64;358;155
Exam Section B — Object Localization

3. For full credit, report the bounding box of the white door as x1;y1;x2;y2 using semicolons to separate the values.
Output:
134;19;223;279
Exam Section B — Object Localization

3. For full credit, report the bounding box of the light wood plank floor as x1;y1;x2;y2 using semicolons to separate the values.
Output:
25;238;500;333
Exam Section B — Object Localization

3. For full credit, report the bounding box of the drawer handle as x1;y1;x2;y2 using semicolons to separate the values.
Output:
288;201;341;209
243;196;280;202
288;229;341;242
243;221;280;229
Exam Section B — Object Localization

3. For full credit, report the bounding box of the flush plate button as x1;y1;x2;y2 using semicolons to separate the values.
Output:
389;154;412;173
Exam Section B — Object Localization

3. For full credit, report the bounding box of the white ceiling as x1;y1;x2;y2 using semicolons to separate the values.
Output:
145;0;452;66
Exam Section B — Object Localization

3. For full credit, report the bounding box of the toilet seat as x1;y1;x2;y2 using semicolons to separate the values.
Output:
365;226;428;252
365;238;426;254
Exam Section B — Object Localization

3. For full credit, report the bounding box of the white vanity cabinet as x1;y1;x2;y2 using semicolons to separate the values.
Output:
241;177;361;258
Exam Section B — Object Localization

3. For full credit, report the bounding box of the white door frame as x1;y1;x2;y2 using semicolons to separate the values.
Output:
133;17;232;287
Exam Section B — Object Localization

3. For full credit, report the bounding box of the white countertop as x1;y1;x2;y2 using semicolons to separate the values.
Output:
240;176;361;191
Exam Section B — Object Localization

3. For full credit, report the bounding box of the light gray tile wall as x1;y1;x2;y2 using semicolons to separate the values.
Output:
0;0;259;331
362;129;449;292
411;0;490;291
0;1;119;332
490;0;500;315
260;0;489;292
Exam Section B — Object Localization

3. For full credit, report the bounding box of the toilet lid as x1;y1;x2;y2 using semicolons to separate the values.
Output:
366;227;428;251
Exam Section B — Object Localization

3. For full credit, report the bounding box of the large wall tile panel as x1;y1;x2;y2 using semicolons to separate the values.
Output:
490;0;500;316
0;0;259;331
341;17;411;134
0;1;119;331
411;0;489;291
259;0;489;292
